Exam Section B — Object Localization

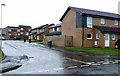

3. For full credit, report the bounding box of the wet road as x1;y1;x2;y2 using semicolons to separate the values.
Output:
2;40;119;74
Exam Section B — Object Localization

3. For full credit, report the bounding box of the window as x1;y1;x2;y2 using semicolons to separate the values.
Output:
29;29;31;31
21;32;23;34
114;20;118;25
57;27;59;31
26;32;29;36
18;33;20;35
21;28;23;30
112;34;115;40
8;29;11;32
52;28;55;32
14;34;17;35
87;16;92;28
8;33;11;35
17;29;20;32
87;33;92;39
101;18;105;24
96;33;99;39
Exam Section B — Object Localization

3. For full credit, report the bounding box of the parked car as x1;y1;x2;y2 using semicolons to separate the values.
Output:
115;39;120;49
13;37;21;40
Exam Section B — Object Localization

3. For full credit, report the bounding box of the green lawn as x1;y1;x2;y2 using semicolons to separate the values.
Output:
56;46;120;55
31;40;43;43
0;49;4;60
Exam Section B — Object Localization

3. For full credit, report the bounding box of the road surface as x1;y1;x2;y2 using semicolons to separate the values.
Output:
1;40;119;74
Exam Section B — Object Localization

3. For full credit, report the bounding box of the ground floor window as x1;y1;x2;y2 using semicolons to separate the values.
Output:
87;33;92;39
112;34;115;40
96;33;99;39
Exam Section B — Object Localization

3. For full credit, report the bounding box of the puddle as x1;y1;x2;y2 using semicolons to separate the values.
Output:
0;55;29;73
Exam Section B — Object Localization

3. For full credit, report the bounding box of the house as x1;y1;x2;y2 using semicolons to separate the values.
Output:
19;25;31;39
0;28;7;39
30;24;54;40
46;23;61;36
29;27;38;40
37;24;54;40
5;26;20;40
4;25;31;40
43;23;73;47
59;6;120;48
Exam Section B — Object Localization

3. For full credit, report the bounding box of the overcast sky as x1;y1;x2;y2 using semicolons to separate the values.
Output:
0;0;120;28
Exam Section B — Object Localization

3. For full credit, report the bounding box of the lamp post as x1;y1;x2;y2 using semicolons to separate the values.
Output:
0;4;5;49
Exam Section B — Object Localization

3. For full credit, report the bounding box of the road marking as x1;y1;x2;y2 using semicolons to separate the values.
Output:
65;57;87;64
54;68;64;70
80;65;89;67
67;66;77;69
91;63;101;65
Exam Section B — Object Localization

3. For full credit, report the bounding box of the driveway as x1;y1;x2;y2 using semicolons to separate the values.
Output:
1;40;119;74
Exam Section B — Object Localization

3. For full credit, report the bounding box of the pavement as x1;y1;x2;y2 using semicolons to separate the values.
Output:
0;40;120;75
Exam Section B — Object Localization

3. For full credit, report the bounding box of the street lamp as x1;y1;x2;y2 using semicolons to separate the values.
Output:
0;4;5;49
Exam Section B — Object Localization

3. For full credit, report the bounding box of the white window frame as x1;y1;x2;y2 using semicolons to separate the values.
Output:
101;18;105;24
26;32;29;36
87;16;92;28
21;32;23;34
18;33;20;35
17;29;20;32
57;27;59;31
87;33;92;39
96;33;99;39
8;33;11;35
8;29;11;32
21;28;23;30
114;20;118;25
112;34;115;40
52;28;55;32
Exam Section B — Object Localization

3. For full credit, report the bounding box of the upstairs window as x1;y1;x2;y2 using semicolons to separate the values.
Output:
8;29;11;32
17;29;20;32
52;28;55;32
114;20;118;25
101;18;105;24
87;16;92;28
28;29;31;31
57;27;59;31
21;28;23;30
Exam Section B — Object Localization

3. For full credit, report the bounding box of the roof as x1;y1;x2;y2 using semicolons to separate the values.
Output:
29;32;37;35
46;31;61;36
49;23;61;29
60;6;120;21
31;24;48;31
37;32;44;35
19;25;31;28
94;25;120;34
7;26;19;29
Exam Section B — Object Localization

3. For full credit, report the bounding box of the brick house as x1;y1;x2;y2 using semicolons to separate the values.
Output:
30;24;54;40
43;23;73;47
46;23;61;36
5;25;31;40
60;6;120;48
19;25;31;39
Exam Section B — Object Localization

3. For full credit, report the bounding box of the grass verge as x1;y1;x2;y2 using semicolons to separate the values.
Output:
0;49;4;60
56;46;120;55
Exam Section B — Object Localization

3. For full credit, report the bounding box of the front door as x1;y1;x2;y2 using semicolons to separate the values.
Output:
105;34;110;47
